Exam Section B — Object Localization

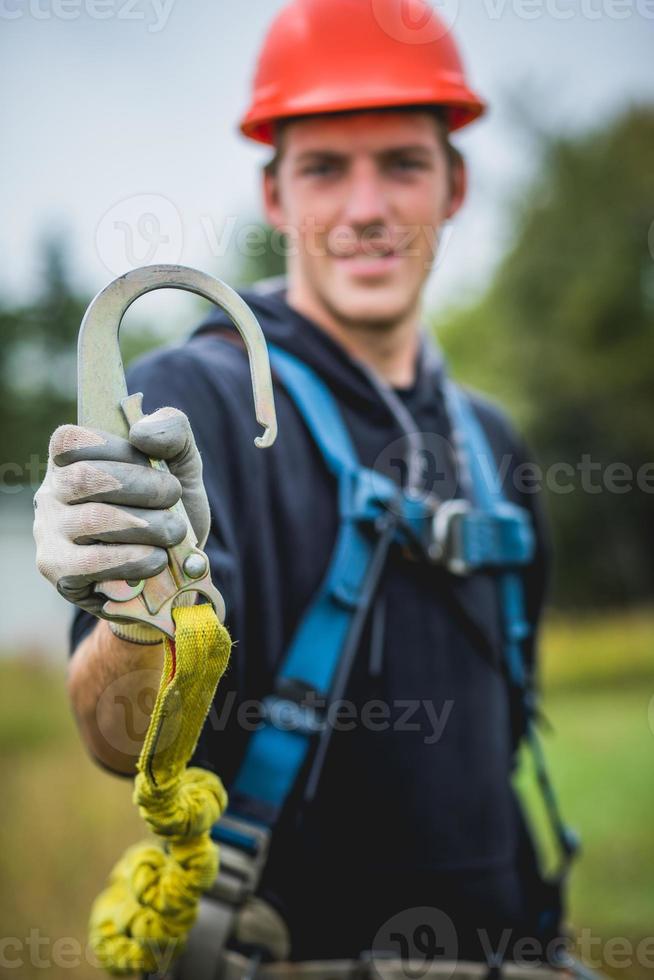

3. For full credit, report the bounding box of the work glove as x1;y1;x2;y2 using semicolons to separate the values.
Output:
33;407;210;644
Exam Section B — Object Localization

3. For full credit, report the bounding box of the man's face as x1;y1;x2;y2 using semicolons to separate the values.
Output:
263;110;464;330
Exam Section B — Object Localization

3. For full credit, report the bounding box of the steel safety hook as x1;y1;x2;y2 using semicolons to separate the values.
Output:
77;264;278;637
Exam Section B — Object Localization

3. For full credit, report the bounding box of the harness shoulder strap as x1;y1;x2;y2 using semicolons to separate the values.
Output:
215;344;399;838
265;343;360;477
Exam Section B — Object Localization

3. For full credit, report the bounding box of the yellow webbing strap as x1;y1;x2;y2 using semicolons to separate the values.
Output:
88;604;232;976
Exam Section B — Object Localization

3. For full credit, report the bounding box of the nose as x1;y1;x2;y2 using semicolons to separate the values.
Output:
341;159;391;229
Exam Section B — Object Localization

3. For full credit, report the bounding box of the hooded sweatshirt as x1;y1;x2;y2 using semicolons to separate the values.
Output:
71;284;552;960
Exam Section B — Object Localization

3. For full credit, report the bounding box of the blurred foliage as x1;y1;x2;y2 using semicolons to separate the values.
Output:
0;239;85;490
227;219;287;288
435;106;654;608
515;612;654;971
0;236;163;490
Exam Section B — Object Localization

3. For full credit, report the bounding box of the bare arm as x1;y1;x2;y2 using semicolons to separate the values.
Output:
67;619;164;776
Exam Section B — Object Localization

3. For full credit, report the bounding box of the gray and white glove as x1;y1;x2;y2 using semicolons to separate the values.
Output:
33;407;210;644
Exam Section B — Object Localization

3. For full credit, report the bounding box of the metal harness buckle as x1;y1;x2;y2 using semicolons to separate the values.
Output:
427;499;474;575
209;815;271;906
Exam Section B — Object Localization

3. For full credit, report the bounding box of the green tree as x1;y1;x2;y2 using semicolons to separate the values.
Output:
227;220;287;288
0;236;163;491
436;106;654;607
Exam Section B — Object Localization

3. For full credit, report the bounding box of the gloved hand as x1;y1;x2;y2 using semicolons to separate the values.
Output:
33;407;210;644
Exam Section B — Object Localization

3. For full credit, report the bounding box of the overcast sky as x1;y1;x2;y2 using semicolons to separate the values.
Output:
2;0;653;328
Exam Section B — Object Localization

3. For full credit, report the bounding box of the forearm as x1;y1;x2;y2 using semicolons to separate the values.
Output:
67;618;165;776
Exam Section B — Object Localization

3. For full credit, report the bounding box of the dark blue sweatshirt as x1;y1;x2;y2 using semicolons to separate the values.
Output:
72;285;552;960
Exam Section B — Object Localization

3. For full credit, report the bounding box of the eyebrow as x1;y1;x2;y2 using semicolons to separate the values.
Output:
294;144;436;165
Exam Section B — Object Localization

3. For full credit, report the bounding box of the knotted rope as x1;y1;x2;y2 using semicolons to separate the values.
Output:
88;604;231;975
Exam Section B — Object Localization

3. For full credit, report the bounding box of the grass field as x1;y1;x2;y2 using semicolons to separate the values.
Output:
518;610;654;979
0;610;652;979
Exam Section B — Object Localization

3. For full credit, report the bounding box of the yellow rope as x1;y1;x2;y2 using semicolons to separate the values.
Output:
88;604;232;976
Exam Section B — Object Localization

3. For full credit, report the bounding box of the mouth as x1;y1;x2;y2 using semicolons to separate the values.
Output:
333;250;401;278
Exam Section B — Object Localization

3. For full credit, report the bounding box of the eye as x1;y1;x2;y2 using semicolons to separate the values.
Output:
390;157;429;174
300;159;341;178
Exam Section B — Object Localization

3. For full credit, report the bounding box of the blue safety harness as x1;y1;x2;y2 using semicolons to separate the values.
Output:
212;343;577;902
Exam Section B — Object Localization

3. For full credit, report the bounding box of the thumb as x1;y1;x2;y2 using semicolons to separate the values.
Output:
128;407;210;548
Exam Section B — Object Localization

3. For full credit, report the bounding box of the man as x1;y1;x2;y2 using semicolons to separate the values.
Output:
34;0;564;971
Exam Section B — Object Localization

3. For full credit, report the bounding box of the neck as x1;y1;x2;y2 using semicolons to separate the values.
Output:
287;282;421;388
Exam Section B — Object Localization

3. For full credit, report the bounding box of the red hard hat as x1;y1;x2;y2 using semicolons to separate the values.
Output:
240;0;486;145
